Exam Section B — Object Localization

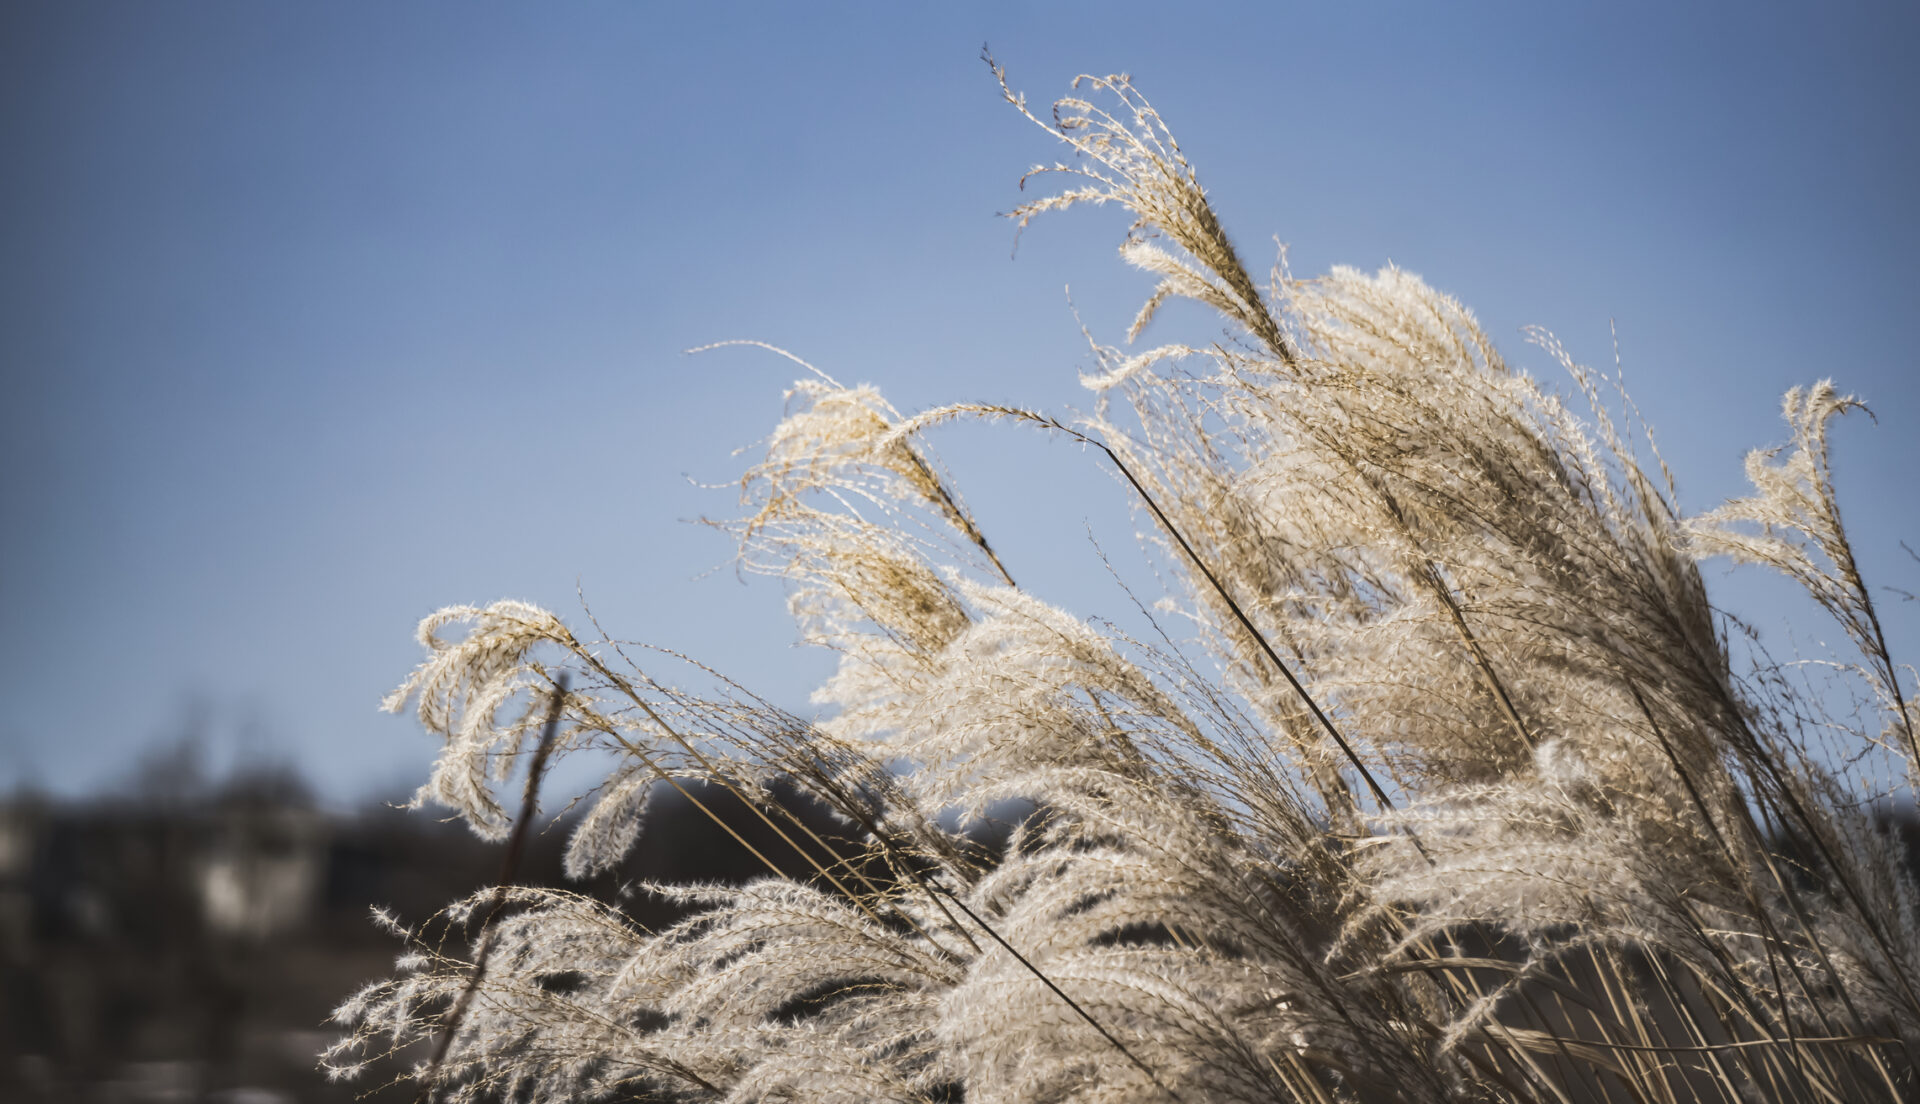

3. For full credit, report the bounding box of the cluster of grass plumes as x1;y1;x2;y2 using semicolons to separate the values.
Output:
329;60;1920;1103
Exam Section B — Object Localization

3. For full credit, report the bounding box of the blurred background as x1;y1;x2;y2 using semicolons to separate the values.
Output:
3;2;1916;1099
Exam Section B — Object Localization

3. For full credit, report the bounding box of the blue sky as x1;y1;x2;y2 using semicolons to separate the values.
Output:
3;2;1916;804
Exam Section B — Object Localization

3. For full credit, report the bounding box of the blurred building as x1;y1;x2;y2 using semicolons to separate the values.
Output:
0;768;499;1103
0;762;900;1103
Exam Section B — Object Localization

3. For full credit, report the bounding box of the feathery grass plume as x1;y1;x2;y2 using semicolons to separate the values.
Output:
333;59;1919;1103
1689;382;1919;776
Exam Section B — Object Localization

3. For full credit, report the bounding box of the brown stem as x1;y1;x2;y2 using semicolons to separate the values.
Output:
929;882;1184;1103
413;676;616;1100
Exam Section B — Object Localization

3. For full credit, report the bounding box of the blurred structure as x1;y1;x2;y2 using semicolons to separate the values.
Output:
0;746;954;1102
0;757;475;1103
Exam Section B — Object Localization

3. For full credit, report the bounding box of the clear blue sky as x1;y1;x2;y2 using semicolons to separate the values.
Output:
3;2;1916;804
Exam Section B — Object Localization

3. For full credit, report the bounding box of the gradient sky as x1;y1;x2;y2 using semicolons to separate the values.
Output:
4;2;1916;805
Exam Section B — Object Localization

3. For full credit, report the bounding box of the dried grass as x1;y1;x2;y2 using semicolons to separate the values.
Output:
328;60;1919;1103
